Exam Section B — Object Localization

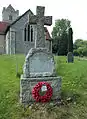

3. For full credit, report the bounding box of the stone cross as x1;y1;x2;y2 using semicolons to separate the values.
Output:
29;6;52;48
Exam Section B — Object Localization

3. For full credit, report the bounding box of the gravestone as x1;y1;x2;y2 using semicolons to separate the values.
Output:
67;27;74;63
67;52;74;63
20;6;62;104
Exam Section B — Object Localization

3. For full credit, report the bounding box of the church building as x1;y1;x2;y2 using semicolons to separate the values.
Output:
0;4;52;54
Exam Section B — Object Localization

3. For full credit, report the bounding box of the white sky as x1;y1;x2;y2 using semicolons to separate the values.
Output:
0;0;87;41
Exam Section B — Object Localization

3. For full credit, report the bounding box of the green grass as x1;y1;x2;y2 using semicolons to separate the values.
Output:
0;55;87;119
0;55;25;119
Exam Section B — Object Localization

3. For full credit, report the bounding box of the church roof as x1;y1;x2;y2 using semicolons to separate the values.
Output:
5;9;51;40
5;9;33;33
7;4;15;12
0;22;10;35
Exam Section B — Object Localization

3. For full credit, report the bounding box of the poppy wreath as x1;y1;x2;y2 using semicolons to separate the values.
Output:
32;82;53;102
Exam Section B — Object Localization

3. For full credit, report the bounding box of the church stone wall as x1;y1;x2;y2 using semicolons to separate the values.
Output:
0;35;5;54
10;11;35;54
6;31;10;54
2;10;18;23
5;10;51;55
2;5;19;23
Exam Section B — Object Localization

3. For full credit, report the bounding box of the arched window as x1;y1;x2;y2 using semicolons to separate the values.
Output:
28;24;30;41
24;28;26;41
24;24;33;42
31;26;33;42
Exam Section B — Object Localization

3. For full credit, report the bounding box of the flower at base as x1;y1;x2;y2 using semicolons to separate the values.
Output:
32;82;53;103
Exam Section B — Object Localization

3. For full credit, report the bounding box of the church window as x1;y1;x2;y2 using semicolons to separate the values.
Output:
9;15;13;20
28;25;30;41
24;25;33;42
24;28;26;41
31;26;33;42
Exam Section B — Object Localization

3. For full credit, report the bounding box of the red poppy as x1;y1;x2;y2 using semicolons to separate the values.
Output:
32;82;53;102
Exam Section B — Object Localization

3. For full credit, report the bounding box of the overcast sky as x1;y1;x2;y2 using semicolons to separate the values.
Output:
0;0;87;41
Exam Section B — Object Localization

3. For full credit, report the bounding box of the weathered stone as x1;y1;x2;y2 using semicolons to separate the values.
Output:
23;48;56;78
20;76;61;104
29;6;52;48
20;47;62;104
67;52;74;63
20;6;62;104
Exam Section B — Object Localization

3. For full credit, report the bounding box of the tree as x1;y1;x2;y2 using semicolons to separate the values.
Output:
52;19;71;38
58;31;68;55
52;36;59;54
52;19;71;55
73;39;87;56
73;39;84;50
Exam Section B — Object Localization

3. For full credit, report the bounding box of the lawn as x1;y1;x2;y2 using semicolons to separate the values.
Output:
0;55;87;119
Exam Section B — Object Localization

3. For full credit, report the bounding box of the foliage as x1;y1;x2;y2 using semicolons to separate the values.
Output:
0;55;87;118
52;19;71;55
73;49;80;56
73;39;87;56
52;36;59;54
58;31;68;55
52;19;71;38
